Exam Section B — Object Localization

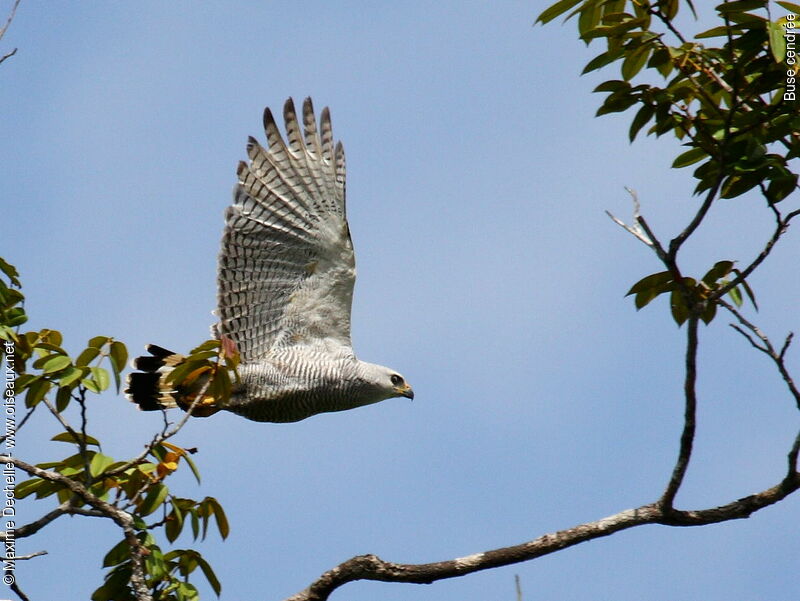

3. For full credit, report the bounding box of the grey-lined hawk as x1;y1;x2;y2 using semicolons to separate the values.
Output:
126;98;413;422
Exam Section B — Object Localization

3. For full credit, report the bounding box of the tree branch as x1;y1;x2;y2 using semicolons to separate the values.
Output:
0;455;153;601
0;500;105;541
103;378;210;480
660;315;699;510
0;0;20;41
720;299;800;411
284;471;800;601
713;206;800;302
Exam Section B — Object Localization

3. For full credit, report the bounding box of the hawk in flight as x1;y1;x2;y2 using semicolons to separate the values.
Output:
126;98;413;422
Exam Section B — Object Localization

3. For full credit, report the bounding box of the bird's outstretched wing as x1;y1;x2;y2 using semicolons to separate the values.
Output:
216;98;354;362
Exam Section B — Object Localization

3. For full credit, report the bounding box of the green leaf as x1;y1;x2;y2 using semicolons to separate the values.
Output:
672;147;708;168
208;497;230;539
89;367;111;392
4;307;27;327
51;431;101;447
536;0;583;24
144;545;168;581
88;335;111;349
626;271;673;295
76;346;100;367
596;92;639;116
184;350;218;362
190;340;219;354
109;341;128;379
731;269;759;310
702;260;735;285
695;25;738;38
728;285;744;307
777;1;800;12
629;103;655;141
25;378;51;408
716;0;768;14
720;174;761;198
593;79;629;93
176;581;200;601
582;49;624;74
139;483;169;516
14;478;44;500
662;0;679;19
38;354;71;374
700;301;718;325
59;365;85;387
90;452;116;477
55;386;72;412
166;502;185;543
578;1;603;37
196;554;222;596
621;44;651;81
0;258;21;288
767;20;787;62
670;289;690;326
102;538;130;568
183;452;202;485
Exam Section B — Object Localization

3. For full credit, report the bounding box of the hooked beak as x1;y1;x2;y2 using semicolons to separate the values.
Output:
395;383;414;400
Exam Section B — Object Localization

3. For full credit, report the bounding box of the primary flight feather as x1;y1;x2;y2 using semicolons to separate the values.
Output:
126;98;413;422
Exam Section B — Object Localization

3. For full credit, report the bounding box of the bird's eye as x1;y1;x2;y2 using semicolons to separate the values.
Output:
390;374;403;386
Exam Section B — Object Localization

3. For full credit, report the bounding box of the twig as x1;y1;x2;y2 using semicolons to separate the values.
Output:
605;188;657;248
0;405;34;445
720;299;800;411
10;578;29;601
103;378;211;480
668;177;723;260
0;0;20;41
714;207;800;302
41;397;93;484
0;46;16;65
6;550;47;560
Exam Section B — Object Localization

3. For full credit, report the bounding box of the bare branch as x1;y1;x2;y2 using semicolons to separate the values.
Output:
668;177;722;260
788;430;800;476
0;405;35;445
7;550;47;560
606;209;653;247
284;471;800;601
0;0;20;66
0;500;105;541
0;0;20;41
720;299;800;411
605;188;673;267
714;207;800;302
0;46;16;65
660;316;699;510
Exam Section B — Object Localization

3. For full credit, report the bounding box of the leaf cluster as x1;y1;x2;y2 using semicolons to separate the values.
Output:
0;258;228;600
537;0;800;203
167;339;241;415
627;260;757;325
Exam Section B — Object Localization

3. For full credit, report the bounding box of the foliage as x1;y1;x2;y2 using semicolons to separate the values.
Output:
0;258;228;600
537;0;799;326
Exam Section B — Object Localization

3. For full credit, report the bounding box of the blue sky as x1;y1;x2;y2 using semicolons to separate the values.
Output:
3;2;800;600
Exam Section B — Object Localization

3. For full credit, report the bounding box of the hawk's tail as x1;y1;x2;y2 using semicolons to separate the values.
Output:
125;344;185;411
